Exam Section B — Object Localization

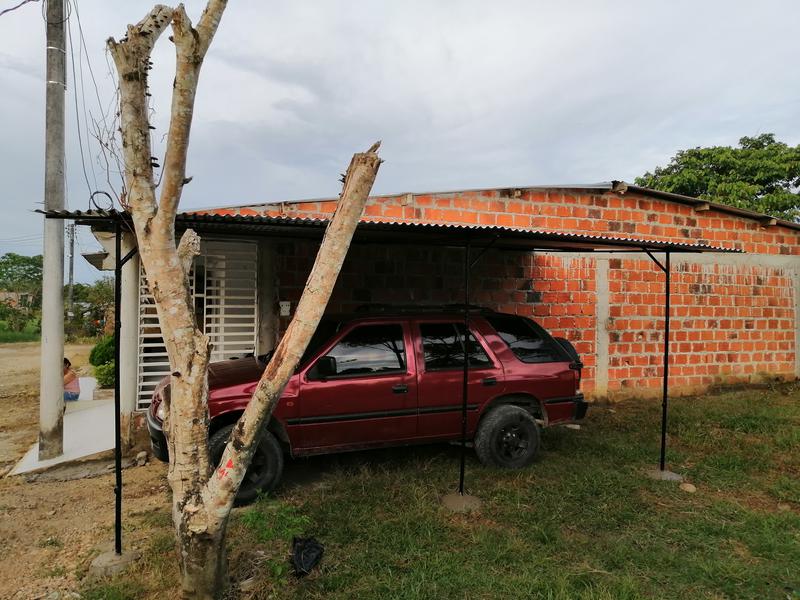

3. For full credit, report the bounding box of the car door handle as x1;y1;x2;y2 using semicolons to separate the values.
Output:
482;377;497;387
392;384;408;394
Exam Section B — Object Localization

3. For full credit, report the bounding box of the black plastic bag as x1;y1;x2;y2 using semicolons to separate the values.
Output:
290;536;324;577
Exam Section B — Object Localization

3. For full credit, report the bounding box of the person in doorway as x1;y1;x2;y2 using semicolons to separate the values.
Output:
63;357;80;402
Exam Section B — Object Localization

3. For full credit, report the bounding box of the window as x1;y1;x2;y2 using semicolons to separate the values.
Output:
319;324;406;377
420;323;492;370
299;318;342;366
486;315;562;363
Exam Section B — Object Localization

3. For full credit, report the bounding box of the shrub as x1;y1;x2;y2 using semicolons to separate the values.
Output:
94;361;115;388
90;336;115;366
4;307;29;332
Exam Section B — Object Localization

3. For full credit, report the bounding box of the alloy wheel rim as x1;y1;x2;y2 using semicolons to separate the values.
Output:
498;424;529;460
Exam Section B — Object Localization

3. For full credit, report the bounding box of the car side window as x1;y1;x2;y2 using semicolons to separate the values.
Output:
486;315;562;363
316;324;406;378
420;323;492;370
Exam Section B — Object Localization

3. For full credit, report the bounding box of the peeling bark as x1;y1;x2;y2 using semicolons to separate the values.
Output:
108;3;381;597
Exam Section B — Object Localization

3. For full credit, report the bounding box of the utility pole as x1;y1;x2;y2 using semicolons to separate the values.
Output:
39;0;67;460
66;223;75;316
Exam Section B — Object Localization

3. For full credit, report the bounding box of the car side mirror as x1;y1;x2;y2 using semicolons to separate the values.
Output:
311;355;337;380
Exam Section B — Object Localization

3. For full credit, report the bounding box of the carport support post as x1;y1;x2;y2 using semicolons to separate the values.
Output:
659;252;671;471
459;242;471;495
113;222;123;555
645;250;673;475
112;220;139;555
444;242;482;512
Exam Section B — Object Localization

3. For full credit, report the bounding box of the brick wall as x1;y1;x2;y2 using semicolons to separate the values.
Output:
606;259;796;398
209;187;799;400
217;188;800;255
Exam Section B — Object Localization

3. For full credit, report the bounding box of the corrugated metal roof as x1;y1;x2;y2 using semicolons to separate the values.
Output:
38;209;740;253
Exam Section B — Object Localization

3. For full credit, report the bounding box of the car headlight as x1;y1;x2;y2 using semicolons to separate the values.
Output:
156;402;166;421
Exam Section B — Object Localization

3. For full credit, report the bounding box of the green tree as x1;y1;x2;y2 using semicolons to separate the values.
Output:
66;277;113;310
0;253;43;293
635;134;800;220
86;276;114;311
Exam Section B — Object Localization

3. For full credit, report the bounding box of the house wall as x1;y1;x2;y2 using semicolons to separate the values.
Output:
219;188;800;255
226;188;798;402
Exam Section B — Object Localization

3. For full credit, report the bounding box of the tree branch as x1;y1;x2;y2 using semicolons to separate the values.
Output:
156;1;228;224
195;0;228;55
177;229;201;277
107;5;173;219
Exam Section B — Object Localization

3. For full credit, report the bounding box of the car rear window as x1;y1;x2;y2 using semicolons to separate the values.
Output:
420;323;492;370
485;315;564;363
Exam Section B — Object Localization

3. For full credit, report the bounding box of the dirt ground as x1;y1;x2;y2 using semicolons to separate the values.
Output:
0;342;170;599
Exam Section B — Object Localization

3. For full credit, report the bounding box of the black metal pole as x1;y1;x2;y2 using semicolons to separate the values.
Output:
113;221;123;555
659;252;671;471
459;242;470;495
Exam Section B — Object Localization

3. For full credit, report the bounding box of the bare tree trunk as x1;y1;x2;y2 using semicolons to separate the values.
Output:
205;144;382;514
108;5;382;597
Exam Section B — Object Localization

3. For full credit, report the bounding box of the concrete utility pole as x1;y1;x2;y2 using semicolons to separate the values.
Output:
66;223;75;316
39;0;67;460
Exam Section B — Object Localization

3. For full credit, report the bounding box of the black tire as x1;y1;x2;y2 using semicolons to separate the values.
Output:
474;405;540;469
209;424;284;506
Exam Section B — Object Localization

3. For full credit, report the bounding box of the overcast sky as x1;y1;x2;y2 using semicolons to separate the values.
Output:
1;0;799;282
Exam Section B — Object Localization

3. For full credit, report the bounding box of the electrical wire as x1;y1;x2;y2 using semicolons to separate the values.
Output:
73;2;98;190
67;10;94;199
72;0;105;125
0;0;39;18
0;235;44;243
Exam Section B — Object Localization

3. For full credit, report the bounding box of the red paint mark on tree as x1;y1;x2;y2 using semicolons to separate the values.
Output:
216;457;235;479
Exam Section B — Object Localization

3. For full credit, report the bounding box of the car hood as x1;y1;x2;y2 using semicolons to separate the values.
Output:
208;356;265;389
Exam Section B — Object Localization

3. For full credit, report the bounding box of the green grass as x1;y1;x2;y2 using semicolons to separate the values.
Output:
0;319;40;343
93;384;800;599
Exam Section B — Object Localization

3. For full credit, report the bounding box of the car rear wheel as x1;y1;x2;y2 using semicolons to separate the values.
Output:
209;423;284;506
474;405;540;469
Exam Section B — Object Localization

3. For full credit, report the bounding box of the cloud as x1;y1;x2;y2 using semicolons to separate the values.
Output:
1;0;799;281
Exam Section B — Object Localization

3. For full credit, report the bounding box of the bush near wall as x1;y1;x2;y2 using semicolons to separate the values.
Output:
94;361;115;389
90;336;115;388
89;336;115;366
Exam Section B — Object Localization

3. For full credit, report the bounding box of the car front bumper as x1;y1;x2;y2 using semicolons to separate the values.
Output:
146;409;169;462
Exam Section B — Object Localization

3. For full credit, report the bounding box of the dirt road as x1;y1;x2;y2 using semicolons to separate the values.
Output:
0;342;91;471
0;342;170;599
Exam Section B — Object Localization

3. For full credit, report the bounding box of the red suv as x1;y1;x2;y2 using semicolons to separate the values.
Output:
147;307;587;504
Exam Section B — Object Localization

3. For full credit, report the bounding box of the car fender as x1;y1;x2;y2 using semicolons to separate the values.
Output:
478;393;547;428
209;409;293;455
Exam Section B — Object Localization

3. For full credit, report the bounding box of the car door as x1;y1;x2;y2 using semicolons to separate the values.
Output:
414;319;504;438
293;321;418;452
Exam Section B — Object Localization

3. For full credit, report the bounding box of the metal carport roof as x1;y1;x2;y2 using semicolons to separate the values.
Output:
41;208;740;254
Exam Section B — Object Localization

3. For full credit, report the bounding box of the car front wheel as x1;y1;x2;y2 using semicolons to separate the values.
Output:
474;405;540;469
209;423;284;506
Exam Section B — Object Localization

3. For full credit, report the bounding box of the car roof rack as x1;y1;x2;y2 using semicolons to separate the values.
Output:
354;303;495;314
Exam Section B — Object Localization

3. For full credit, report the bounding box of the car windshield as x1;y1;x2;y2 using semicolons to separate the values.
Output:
299;318;342;366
